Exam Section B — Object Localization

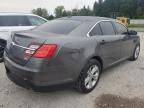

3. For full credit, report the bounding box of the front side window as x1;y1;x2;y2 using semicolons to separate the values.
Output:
114;22;128;34
0;16;30;26
35;20;81;35
89;24;102;36
100;21;115;35
28;16;47;26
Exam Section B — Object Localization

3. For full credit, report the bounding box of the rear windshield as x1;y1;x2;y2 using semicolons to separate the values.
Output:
0;15;30;26
35;20;81;35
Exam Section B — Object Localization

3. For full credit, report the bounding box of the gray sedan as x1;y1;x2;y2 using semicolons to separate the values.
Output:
4;16;140;93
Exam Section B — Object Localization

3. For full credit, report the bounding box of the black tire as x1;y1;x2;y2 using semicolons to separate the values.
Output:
129;44;140;61
0;58;3;63
0;50;4;63
75;59;102;93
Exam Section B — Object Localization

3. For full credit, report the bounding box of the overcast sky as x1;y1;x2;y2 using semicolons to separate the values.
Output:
0;0;96;14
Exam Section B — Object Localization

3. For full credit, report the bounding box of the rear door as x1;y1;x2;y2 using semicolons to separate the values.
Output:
98;21;122;67
113;22;134;58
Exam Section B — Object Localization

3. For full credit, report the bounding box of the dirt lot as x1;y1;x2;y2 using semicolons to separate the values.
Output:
96;94;144;108
0;33;144;108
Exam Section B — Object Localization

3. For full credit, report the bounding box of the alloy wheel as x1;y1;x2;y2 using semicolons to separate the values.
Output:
134;46;140;59
85;65;100;89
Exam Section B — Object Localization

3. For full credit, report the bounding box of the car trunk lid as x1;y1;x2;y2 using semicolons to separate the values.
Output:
6;31;46;65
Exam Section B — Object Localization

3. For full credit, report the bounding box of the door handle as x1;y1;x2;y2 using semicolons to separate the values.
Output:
100;40;106;45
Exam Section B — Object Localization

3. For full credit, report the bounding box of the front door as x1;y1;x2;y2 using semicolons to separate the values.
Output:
98;21;122;67
113;22;134;58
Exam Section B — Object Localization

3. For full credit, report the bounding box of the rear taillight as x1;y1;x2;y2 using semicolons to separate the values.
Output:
33;44;57;58
24;44;40;56
24;43;57;58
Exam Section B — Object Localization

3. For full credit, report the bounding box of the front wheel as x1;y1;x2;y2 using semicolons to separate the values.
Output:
75;59;101;93
129;44;140;61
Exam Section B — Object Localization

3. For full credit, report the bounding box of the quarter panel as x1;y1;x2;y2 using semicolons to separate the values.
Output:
35;37;100;82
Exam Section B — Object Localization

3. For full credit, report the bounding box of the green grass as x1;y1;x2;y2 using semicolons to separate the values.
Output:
128;24;144;28
128;24;144;32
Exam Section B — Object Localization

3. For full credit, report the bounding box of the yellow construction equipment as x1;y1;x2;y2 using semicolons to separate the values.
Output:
116;17;130;26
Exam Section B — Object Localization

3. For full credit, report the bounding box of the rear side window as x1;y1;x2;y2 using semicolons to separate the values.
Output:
114;22;128;34
28;16;47;26
0;16;31;26
35;20;81;35
89;24;102;36
100;21;115;35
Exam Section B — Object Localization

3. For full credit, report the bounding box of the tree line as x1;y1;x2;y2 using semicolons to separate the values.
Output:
32;0;144;20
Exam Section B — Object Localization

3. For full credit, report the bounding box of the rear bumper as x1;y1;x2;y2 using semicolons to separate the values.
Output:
4;54;75;90
6;68;74;91
6;67;33;89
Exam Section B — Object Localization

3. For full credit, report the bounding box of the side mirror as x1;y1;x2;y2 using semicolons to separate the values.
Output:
129;30;137;35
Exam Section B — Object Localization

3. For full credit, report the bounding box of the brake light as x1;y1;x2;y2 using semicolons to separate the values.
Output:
33;44;57;58
24;43;57;58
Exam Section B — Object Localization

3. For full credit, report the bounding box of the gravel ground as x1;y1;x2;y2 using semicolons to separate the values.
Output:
0;33;144;108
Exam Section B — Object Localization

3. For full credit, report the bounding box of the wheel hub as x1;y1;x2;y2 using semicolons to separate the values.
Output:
85;65;99;89
135;46;140;59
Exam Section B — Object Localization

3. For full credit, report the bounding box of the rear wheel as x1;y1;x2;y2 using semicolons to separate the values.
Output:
129;44;140;61
75;59;101;93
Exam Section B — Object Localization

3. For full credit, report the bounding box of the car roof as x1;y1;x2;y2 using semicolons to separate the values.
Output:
0;12;37;16
0;12;48;21
58;16;115;22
